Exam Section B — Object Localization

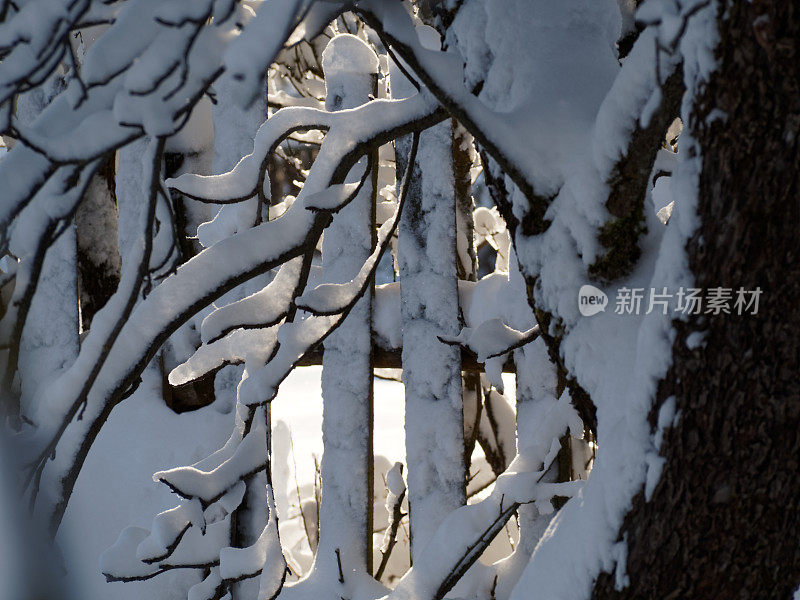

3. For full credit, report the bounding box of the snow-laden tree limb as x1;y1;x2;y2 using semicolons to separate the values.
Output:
167;93;441;204
374;463;406;581
0;0;365;287
440;320;540;362
102;517;233;582
169;327;280;387
0;0;91;106
223;0;325;107
589;26;684;281
383;390;584;600
25;85;431;535
356;1;552;219
200;257;307;345
0;0;259;250
0;161;99;409
171;133;415;394
154;418;269;503
24;137;166;514
439;319;540;391
103;402;286;597
235;131;419;408
294;201;400;316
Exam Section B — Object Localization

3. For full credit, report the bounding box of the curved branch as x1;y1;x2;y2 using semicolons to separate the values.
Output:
0;163;100;412
236;131;419;407
34;97;438;536
589;28;685;282
439;320;541;362
356;3;554;230
25;138;166;510
167;92;441;204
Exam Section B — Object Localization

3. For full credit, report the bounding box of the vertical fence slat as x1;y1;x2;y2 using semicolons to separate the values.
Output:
211;72;269;600
397;116;466;561
317;34;379;580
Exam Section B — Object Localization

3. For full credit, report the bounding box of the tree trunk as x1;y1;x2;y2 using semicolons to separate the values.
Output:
75;156;121;330
16;82;79;414
593;1;800;597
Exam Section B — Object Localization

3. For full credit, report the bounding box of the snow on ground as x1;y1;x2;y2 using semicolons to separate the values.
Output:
58;363;516;599
58;367;230;600
273;367;408;489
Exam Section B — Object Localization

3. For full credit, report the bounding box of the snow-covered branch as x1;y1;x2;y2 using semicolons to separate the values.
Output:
25;65;439;534
385;390;584;600
232;131;419;408
0;0;258;251
0;161;100;405
357;1;550;213
440;320;540;362
167;92;442;204
590;26;684;281
25;138;166;521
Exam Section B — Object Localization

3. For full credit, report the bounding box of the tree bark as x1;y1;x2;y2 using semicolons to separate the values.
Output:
15;82;80;414
593;1;800;597
75;156;120;329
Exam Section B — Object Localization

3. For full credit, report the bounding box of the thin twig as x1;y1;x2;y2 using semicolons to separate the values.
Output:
335;548;344;584
375;471;406;581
